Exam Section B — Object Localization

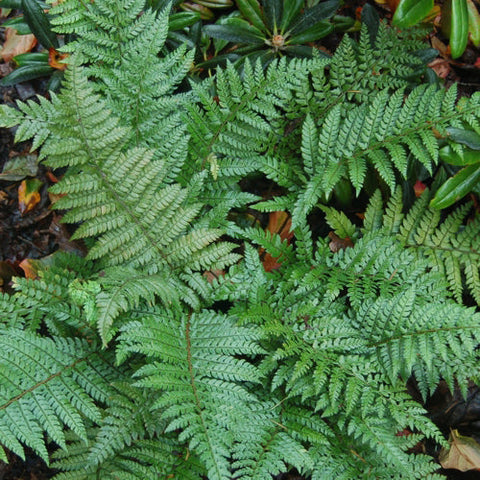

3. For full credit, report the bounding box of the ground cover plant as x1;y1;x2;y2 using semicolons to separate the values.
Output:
1;0;480;478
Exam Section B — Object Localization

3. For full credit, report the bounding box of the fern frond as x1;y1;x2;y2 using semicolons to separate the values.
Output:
52;431;205;480
0;329;119;462
362;188;480;304
1;65;237;283
117;309;265;480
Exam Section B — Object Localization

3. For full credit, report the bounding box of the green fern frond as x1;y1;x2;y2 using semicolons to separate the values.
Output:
361;188;480;304
52;432;205;480
0;329;119;462
117;309;265;480
0;65;236;280
184;57;320;186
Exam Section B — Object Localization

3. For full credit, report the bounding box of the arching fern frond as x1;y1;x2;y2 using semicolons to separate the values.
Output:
0;64;238;277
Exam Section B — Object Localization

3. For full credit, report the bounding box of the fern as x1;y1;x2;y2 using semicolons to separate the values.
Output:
0;328;119;462
1;2;480;478
191;23;480;226
355;188;480;305
117;308;266;480
1;63;239;342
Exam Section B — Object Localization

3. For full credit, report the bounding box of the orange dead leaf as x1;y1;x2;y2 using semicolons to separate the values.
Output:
48;48;68;70
19;252;60;279
46;170;60;183
267;211;294;242
203;269;225;283
18;178;42;215
414;180;427;197
1;28;37;63
19;258;42;279
328;232;354;253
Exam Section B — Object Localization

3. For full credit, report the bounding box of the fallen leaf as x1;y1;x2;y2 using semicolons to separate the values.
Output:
48;213;87;256
18;178;42;215
261;211;294;272
431;36;449;57
48;47;68;70
19;252;60;279
328;231;354;253
414;179;427;197
203;269;225;283
0;154;38;181
1;28;36;63
439;429;480;472
428;58;451;79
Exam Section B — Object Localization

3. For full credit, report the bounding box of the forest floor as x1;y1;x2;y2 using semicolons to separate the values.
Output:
1;2;480;479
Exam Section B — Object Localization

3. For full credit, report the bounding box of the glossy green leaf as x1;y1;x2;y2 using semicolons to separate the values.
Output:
332;15;356;32
361;3;380;45
288;20;333;44
279;0;303;33
13;52;49;66
467;0;480;47
236;0;265;32
0;64;54;86
2;16;32;35
195;0;233;7
440;145;480;166
168;12;201;31
448;0;469;58
203;21;265;44
21;0;58;49
289;0;339;35
447;127;480;150
430;163;480;209
263;0;283;32
392;0;433;28
179;2;214;20
0;0;22;7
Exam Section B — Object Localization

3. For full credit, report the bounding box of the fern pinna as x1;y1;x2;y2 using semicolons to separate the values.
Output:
1;1;480;478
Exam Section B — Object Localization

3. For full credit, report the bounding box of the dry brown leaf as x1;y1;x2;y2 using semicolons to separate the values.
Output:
439;429;480;472
1;28;36;63
428;58;451;78
328;232;354;253
48;47;69;70
261;211;294;272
